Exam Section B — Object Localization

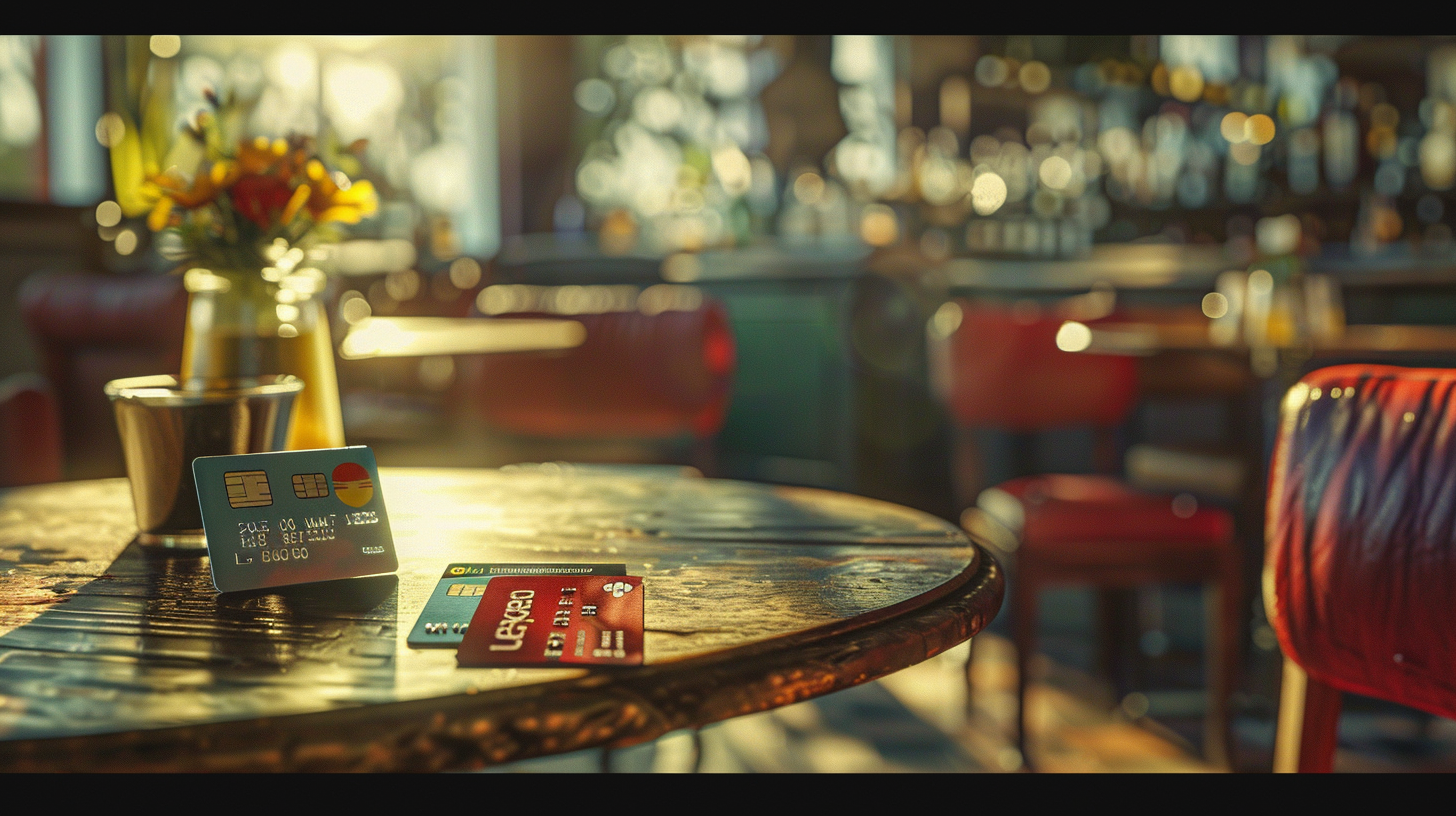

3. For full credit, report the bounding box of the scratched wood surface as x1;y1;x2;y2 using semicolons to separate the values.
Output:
0;465;1002;771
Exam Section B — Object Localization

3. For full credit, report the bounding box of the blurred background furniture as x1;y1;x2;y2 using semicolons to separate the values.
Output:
947;297;1241;768
491;239;955;515
1266;364;1456;772
19;272;188;480
455;291;736;474
0;373;63;487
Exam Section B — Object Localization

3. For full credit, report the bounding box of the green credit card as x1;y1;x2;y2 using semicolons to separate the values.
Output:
193;445;398;593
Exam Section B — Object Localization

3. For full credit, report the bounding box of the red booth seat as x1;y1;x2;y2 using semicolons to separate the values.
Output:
20;273;188;480
459;303;735;441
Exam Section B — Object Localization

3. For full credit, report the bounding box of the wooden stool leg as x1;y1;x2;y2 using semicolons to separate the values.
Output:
1273;657;1343;773
963;634;977;719
1203;575;1241;770
1096;587;1135;700
1012;572;1039;768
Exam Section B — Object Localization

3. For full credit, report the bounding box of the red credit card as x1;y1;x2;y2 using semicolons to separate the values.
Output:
456;575;643;667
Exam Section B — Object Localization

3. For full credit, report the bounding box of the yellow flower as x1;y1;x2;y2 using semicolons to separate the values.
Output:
281;183;312;224
146;195;174;232
305;169;378;224
209;160;242;189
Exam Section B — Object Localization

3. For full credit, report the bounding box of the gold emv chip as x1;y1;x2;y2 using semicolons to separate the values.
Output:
224;470;273;508
292;472;329;499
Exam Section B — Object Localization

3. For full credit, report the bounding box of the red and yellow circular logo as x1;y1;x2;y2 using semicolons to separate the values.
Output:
332;462;374;508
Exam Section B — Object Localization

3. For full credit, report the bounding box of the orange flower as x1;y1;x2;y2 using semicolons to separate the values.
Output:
236;136;289;175
146;168;229;231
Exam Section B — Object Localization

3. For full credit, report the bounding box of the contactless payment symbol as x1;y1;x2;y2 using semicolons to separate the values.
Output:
332;462;374;508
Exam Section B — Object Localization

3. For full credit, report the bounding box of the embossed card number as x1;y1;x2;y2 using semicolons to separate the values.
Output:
193;446;398;593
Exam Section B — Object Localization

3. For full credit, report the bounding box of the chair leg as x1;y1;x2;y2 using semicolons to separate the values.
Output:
1096;587;1136;701
963;634;977;720
1273;657;1343;773
1203;576;1242;770
1012;572;1039;768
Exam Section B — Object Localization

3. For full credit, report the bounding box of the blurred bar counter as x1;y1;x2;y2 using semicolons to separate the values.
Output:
930;243;1235;297
925;241;1456;328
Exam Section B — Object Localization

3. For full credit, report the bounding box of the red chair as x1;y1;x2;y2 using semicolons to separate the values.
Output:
1266;364;1456;772
946;298;1241;768
20;272;188;480
456;290;735;472
0;373;64;487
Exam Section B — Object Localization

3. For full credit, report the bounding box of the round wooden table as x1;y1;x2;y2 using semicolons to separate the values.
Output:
0;465;1002;771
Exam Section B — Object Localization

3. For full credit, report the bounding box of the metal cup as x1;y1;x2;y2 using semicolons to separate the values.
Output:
105;374;304;549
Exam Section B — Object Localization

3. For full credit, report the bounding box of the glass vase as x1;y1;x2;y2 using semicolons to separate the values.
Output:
179;267;346;450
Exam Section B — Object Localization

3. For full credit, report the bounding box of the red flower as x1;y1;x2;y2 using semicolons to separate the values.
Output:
230;173;295;230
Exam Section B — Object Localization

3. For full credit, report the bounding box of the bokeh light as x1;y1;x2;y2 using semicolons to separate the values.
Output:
859;204;899;246
94;200;122;228
1202;292;1229;319
574;78;615;115
94;112;125;148
793;171;826;205
448;257;482;290
113;229;137;256
975;55;1008;88
970;172;1007;216
1220;112;1248;143
1038;155;1072;190
1055;321;1092;352
931;301;963;338
1019;61;1051;94
149;35;181;59
1168;65;1203;102
1244;114;1276;145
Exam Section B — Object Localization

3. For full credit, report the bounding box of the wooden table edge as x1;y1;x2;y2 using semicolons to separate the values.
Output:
0;542;1004;772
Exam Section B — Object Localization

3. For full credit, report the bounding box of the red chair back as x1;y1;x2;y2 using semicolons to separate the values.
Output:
459;300;735;440
20;273;188;480
944;299;1138;431
0;373;63;487
1266;364;1456;721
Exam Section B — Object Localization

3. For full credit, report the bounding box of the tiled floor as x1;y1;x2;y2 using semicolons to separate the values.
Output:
484;633;1219;774
484;596;1456;773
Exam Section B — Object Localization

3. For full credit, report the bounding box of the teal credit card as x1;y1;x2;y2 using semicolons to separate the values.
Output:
407;563;627;648
193;446;398;593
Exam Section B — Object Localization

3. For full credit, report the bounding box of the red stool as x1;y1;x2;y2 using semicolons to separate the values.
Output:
945;298;1240;768
1267;365;1456;772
